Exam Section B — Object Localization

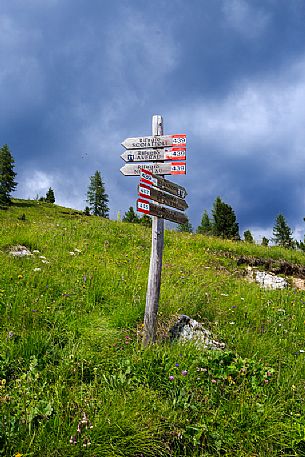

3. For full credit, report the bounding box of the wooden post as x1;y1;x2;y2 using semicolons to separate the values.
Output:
142;115;165;346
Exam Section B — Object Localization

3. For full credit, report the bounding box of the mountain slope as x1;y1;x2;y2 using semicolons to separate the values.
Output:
1;199;305;456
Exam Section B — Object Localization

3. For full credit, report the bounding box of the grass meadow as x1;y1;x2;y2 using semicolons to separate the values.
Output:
1;200;305;456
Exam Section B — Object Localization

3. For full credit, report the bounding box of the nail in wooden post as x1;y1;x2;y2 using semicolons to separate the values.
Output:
142;115;165;346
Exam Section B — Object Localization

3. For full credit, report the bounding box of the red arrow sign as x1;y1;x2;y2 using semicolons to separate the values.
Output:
137;198;150;214
140;169;158;186
170;162;186;175
138;182;152;199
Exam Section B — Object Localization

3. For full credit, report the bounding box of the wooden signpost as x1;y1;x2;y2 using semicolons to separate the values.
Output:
120;115;188;346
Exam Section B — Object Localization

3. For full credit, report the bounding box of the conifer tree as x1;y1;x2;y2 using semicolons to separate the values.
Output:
86;170;109;217
261;236;269;247
140;214;152;227
0;144;17;207
177;217;193;233
272;214;294;248
45;187;55;203
212;196;240;240
122;206;139;223
243;230;254;244
197;210;212;235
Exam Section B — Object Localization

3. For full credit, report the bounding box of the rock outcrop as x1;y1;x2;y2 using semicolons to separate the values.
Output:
169;315;225;350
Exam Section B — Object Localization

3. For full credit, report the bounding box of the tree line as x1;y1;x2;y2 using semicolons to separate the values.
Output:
0;145;109;217
187;197;297;250
0;143;303;250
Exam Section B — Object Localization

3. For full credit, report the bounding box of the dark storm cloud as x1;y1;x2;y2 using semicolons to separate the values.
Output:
1;0;305;240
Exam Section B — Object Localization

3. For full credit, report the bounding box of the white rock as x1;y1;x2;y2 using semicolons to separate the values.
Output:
169;315;225;350
9;245;32;257
255;271;287;289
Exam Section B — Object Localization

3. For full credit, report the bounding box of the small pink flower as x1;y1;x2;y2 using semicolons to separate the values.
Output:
211;379;217;384
264;379;269;384
169;375;174;381
181;370;188;376
266;371;272;377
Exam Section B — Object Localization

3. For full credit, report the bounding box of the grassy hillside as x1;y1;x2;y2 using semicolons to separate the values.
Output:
1;199;305;456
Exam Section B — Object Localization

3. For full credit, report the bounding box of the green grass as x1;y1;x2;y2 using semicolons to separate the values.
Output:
1;199;305;456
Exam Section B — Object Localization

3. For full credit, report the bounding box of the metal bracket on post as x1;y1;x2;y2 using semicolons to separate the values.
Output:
142;115;165;346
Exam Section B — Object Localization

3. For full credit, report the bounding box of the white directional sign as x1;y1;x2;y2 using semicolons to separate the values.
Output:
120;162;186;176
120;147;186;162
121;134;186;150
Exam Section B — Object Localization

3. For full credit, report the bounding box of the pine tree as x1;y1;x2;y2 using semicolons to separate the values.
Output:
86;171;109;217
243;230;254;243
272;214;294;248
212;196;240;240
197;210;212;235
122;206;139;223
177;217;193;233
45;187;55;203
0;144;17;207
261;236;269;247
140;214;152;227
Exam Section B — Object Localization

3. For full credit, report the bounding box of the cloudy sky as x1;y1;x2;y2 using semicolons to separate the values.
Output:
2;0;305;241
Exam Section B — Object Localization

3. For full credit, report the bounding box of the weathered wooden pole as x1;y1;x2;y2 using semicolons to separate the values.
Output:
142;115;165;346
